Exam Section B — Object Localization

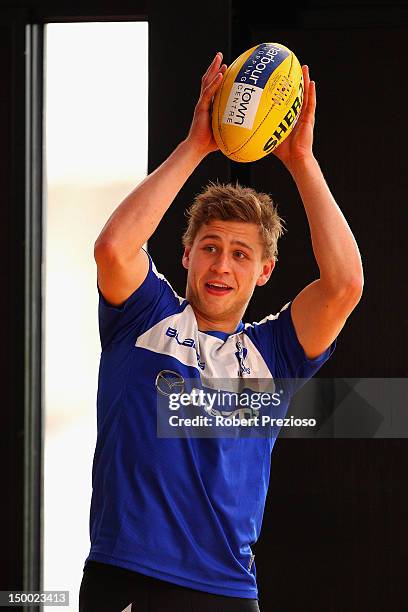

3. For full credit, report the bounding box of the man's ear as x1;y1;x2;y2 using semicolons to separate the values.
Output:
182;246;191;270
256;258;275;287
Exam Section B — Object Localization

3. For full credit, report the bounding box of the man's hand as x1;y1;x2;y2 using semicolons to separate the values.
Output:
185;52;227;157
272;65;315;171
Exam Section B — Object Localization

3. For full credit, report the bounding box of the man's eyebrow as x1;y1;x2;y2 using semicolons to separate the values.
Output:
198;234;254;252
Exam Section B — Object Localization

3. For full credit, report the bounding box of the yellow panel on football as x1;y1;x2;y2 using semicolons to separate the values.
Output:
212;46;261;154
235;53;303;162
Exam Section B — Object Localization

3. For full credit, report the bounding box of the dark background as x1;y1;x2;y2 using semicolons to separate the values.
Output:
1;0;407;610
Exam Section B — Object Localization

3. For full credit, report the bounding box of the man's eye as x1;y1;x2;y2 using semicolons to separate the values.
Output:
203;245;216;252
235;251;246;259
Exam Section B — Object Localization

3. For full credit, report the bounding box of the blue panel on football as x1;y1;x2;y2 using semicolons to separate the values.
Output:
234;43;290;89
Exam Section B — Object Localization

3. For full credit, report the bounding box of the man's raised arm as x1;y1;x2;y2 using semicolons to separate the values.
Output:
273;65;364;359
94;52;227;306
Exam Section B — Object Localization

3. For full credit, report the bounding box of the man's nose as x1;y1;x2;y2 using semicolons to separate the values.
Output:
210;252;232;274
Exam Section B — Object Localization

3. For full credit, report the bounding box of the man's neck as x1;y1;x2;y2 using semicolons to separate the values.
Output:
193;308;242;334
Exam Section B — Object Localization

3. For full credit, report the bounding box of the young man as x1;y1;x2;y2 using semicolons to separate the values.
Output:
79;53;363;611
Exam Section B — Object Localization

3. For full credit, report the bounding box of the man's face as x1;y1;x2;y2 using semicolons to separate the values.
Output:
182;219;275;329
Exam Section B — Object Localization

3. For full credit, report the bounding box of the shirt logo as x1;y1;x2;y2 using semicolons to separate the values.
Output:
165;327;206;370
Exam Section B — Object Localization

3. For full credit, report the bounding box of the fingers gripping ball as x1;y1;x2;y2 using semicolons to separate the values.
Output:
211;43;304;162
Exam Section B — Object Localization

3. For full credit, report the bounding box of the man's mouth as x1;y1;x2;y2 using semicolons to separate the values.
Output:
205;282;233;296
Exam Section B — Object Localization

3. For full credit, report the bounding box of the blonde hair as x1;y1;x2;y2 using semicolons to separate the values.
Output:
182;180;285;260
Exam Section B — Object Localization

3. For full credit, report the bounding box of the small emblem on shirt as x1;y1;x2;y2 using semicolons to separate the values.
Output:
235;340;251;376
155;370;185;396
